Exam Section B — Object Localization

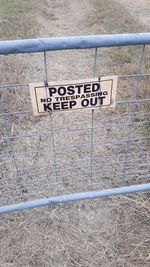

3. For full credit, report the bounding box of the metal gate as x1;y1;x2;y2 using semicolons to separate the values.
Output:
0;33;150;214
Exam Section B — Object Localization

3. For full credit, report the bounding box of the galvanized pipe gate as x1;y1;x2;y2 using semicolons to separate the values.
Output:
0;33;150;214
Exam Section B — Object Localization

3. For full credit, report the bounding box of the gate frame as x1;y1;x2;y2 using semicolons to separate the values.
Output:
0;33;150;214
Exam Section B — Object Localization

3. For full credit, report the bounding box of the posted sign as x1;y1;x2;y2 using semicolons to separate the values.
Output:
29;76;117;115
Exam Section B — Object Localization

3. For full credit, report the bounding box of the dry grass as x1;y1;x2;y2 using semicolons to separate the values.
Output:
0;0;150;266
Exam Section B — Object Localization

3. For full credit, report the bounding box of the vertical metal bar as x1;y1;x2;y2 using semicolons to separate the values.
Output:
44;51;48;85
49;114;59;193
44;50;58;192
1;113;27;201
137;45;145;75
90;109;94;190
44;51;58;192
90;48;98;190
93;48;97;78
123;45;145;178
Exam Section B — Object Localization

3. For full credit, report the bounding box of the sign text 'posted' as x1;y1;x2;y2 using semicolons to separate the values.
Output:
29;76;117;115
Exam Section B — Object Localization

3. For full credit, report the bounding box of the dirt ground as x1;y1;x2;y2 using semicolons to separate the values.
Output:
117;0;150;27
0;0;150;267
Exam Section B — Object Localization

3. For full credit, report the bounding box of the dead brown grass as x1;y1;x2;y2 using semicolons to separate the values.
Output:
0;0;150;267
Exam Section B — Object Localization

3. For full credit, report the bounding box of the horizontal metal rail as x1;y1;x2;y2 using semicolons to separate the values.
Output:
0;33;150;55
0;183;150;214
2;174;150;201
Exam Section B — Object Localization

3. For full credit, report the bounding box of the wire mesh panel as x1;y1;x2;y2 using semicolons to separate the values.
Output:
0;35;150;213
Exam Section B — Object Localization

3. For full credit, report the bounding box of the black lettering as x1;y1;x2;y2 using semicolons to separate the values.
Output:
67;86;75;95
48;87;56;97
81;99;89;107
97;91;102;96
43;103;52;111
85;93;91;98
69;100;76;109
103;91;108;95
92;82;100;92
53;102;60;110
41;98;47;103
99;96;105;105
58;87;66;96
75;84;83;94
84;84;91;93
91;93;97;97
90;97;98;106
60;97;66;101
81;94;85;99
61;101;68;109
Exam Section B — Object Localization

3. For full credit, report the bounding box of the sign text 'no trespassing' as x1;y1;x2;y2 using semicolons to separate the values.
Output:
29;76;117;115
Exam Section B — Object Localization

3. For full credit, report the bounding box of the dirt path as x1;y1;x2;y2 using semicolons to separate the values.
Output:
117;0;150;28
